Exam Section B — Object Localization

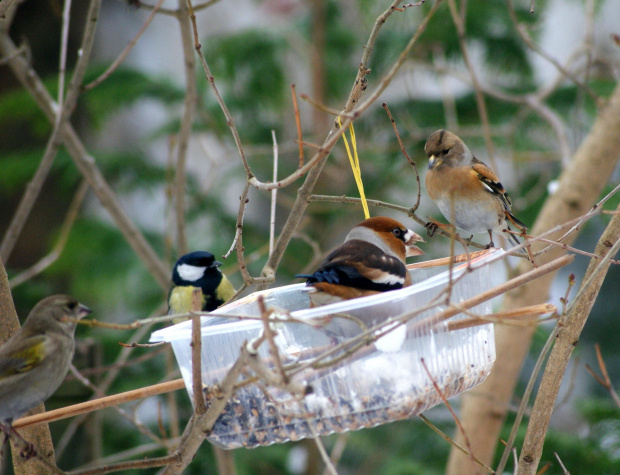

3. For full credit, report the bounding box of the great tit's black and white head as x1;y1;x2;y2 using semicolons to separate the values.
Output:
169;251;236;316
172;251;223;286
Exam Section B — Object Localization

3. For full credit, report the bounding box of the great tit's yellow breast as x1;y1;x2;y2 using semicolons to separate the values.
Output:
215;275;236;304
168;286;206;314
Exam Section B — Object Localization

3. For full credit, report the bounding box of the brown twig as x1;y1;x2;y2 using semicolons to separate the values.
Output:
421;358;479;474
506;0;603;109
9;180;89;288
446;303;557;331
382;102;422;212
224;181;275;286
407;250;492;269
257;295;287;385
173;0;198;255
407;254;573;336
269;130;279;256
307;193;487;248
553;452;570;475
13;380;186;430
418;414;493;473
191;288;207;414
585;344;620;409
68;453;180;475
446;0;496;170
291;84;305;167
82;0;166;91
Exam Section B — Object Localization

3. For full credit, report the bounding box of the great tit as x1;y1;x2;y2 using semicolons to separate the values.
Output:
168;251;236;319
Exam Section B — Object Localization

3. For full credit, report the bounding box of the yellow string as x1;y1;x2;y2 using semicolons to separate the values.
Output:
338;117;370;219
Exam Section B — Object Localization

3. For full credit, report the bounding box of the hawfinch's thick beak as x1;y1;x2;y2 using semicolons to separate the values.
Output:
404;229;425;257
427;155;441;170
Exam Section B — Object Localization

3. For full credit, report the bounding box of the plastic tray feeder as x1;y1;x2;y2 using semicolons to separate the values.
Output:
150;249;502;449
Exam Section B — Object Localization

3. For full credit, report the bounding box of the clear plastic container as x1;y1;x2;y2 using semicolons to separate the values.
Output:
150;249;501;449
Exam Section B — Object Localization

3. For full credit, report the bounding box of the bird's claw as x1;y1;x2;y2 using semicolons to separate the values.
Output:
425;221;438;237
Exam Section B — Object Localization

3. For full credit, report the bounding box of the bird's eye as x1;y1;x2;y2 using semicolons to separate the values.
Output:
441;148;450;156
392;228;403;240
67;301;76;310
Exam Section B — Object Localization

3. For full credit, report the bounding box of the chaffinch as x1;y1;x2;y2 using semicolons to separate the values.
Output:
168;251;236;319
424;129;526;248
297;217;424;307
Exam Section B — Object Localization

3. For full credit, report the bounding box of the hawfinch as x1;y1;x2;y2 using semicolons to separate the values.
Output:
297;217;424;307
424;129;526;248
168;251;236;319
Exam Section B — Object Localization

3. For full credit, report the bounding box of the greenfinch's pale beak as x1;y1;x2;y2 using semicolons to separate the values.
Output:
78;304;92;319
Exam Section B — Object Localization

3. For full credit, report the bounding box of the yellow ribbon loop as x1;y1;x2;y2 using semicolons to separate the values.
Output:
338;117;370;219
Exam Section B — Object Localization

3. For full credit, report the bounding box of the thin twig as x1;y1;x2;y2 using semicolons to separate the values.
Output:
418;414;494;473
83;0;166;91
585;344;620;409
446;0;496;170
10;180;89;288
506;0;603;109
382;102;421;211
270;130;278;256
553;452;570;475
291;83;304;167
57;0;72;113
68;453;180;475
421;358;478;474
173;0;197;255
446;303;557;331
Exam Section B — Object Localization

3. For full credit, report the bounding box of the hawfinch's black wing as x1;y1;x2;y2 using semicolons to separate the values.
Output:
300;240;407;292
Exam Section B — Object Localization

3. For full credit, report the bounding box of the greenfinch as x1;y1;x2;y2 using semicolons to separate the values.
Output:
168;251;236;319
0;295;91;436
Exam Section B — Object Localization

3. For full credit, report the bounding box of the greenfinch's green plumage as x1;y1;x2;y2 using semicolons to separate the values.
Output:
168;251;236;320
0;295;91;429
